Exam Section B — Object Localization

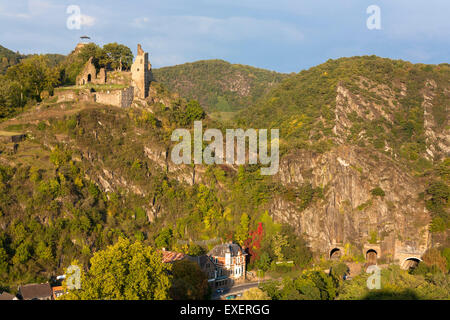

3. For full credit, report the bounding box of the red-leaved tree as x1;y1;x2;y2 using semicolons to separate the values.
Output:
244;222;264;263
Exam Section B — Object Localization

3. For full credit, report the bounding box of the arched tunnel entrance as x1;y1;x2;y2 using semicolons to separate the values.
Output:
366;249;377;266
402;257;421;270
330;248;341;260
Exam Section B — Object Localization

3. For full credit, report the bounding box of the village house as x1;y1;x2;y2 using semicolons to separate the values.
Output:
161;248;188;263
52;286;65;300
160;249;216;282
0;292;18;300
160;242;247;289
207;242;247;289
18;283;53;300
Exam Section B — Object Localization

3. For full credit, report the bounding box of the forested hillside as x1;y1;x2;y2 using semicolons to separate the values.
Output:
0;45;25;74
0;51;448;299
153;60;288;114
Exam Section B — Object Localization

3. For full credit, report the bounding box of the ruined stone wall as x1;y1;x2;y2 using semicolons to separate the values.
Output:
94;87;134;108
76;57;106;85
107;71;131;85
95;90;122;107
120;86;134;108
54;89;95;103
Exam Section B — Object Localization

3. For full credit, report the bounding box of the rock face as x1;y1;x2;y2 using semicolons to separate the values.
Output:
270;74;448;262
422;79;450;160
270;145;430;262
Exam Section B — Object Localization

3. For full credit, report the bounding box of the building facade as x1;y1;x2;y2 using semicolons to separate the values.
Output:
207;242;247;289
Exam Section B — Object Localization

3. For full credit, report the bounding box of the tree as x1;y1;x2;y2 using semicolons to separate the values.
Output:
0;246;9;275
170;259;209;300
12;240;31;265
235;213;250;245
271;233;288;262
292;270;336;300
187;243;206;256
279;225;312;268
155;227;173;249
36;241;53;263
421;248;447;273
185;100;206;123
5;55;59;103
236;287;271;300
62;238;172;300
102;43;133;70
255;252;271;271
329;262;350;286
245;222;264;263
76;43;105;69
62;43;105;84
0;76;22;118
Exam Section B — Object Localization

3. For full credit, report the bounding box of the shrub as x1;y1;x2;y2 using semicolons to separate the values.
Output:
371;187;385;197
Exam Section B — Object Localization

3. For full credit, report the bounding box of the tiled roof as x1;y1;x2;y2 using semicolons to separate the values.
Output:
0;292;16;300
19;283;52;300
161;250;187;263
208;243;244;258
185;255;214;267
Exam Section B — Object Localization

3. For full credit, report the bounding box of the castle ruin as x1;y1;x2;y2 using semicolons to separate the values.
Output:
66;43;153;108
76;57;106;85
131;44;153;99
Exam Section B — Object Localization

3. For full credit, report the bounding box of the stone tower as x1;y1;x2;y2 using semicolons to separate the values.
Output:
131;44;152;99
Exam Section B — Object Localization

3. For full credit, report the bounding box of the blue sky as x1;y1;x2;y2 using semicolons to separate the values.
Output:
0;0;449;73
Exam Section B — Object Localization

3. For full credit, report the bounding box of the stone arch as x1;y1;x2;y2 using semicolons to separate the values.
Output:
366;249;377;266
330;248;341;260
401;257;422;270
87;74;92;82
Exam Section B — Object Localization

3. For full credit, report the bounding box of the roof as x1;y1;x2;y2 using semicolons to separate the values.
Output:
0;292;16;300
161;250;187;263
19;283;52;300
185;254;214;267
208;243;245;258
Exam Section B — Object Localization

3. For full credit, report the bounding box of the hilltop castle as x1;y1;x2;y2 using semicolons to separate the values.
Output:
61;44;154;108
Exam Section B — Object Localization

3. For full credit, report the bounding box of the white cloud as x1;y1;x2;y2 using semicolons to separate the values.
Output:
80;14;96;27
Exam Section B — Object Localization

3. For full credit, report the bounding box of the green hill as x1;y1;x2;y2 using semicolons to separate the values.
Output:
0;44;65;75
238;56;449;167
0;54;448;294
0;45;25;74
153;59;289;114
